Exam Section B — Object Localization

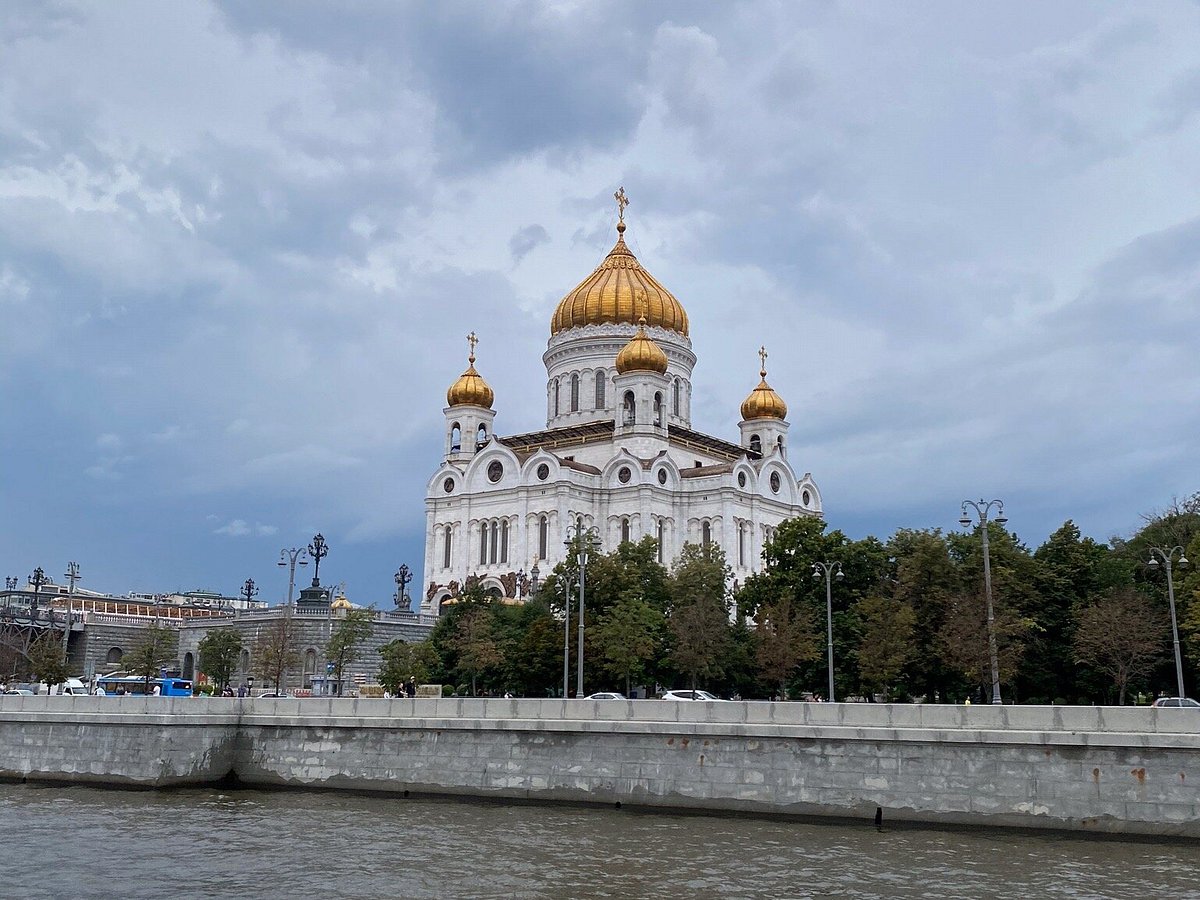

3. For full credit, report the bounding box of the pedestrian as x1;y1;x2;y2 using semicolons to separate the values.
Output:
237;684;247;698
405;677;416;698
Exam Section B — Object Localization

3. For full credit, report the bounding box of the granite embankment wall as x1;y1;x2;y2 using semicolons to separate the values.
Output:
2;697;1198;837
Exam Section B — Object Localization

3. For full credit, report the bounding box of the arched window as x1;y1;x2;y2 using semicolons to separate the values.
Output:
480;524;488;565
576;515;584;533
749;434;762;454
183;652;195;680
538;516;548;560
702;521;712;549
623;391;635;425
673;379;681;416
105;647;123;665
738;523;746;567
654;392;663;427
594;372;606;409
443;525;452;569
239;649;250;676
489;521;499;564
303;649;317;685
554;380;560;417
476;424;488;448
500;520;509;564
656;519;664;563
450;423;461;453
621;518;631;543
570;373;580;412
777;435;784;451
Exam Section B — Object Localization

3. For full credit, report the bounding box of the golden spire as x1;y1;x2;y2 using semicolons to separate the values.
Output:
614;186;629;234
740;345;787;420
447;330;495;409
615;298;669;375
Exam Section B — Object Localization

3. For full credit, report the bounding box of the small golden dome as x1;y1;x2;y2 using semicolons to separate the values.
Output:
550;220;689;336
447;332;495;409
615;316;669;374
740;347;787;420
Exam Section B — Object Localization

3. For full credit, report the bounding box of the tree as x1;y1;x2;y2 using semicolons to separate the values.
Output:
451;604;502;695
198;627;243;691
854;594;916;700
593;592;662;695
668;543;732;690
325;608;374;694
125;623;179;694
253;616;302;692
378;639;438;695
27;631;71;689
1074;588;1168;704
753;593;819;698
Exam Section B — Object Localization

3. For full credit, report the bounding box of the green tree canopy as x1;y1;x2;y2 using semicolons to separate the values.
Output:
378;639;439;695
27;631;71;689
325;608;374;694
125;623;179;694
593;591;662;696
668;542;732;690
198;627;243;690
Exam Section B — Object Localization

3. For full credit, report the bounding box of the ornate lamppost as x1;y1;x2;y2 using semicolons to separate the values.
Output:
241;578;259;608
278;547;308;605
308;533;329;588
811;561;843;702
1148;546;1190;699
4;577;17;591
959;499;1008;705
565;524;600;697
29;567;49;619
63;561;81;652
394;564;413;609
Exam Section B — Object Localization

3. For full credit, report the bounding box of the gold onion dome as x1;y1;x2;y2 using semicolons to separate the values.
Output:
446;332;495;409
615;316;670;374
550;200;689;336
740;347;787;420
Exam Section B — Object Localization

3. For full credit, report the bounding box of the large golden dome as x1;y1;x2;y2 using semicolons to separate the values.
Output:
550;221;689;336
615;317;669;374
740;349;787;420
447;333;494;409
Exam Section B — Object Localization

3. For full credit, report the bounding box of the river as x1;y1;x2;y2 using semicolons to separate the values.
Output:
1;784;1196;898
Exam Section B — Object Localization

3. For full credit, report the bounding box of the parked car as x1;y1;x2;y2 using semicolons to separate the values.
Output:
583;692;626;700
1152;697;1200;708
661;689;722;701
3;689;34;696
254;691;290;698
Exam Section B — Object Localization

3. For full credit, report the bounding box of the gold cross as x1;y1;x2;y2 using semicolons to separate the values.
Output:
759;345;768;376
467;331;478;362
614;186;629;223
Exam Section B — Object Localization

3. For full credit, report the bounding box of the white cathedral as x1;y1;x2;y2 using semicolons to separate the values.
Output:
419;194;822;614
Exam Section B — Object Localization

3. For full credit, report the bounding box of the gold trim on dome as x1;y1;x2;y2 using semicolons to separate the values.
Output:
615;315;669;375
740;345;787;420
550;200;689;336
446;330;495;409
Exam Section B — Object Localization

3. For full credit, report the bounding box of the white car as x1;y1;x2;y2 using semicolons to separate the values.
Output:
583;692;626;700
661;689;722;701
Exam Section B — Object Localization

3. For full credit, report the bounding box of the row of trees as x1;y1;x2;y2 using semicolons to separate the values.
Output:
381;494;1199;704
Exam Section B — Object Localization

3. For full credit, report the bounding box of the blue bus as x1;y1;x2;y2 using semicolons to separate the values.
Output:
96;675;193;697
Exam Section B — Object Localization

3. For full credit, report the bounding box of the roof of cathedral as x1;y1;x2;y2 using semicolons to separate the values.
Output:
447;333;494;409
550;219;689;336
680;462;735;478
615;316;670;374
739;348;787;420
669;424;762;461
497;420;615;453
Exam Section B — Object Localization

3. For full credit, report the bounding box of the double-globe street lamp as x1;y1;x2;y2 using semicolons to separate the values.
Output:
564;524;600;698
278;547;309;605
959;499;1008;705
811;561;843;702
394;564;413;610
1147;546;1190;699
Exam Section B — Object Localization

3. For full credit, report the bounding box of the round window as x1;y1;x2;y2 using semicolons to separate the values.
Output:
657;469;667;486
770;472;781;494
802;489;811;506
537;463;550;481
487;461;503;483
618;467;632;484
443;478;454;494
737;472;746;488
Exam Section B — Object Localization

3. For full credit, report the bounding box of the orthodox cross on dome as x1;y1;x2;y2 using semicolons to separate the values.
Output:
759;345;768;378
466;331;478;363
635;288;649;325
614;186;629;223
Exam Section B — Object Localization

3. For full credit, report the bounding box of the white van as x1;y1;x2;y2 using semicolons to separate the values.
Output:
38;678;91;696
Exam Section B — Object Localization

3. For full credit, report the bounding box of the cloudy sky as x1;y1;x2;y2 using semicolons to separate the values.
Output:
2;1;1197;604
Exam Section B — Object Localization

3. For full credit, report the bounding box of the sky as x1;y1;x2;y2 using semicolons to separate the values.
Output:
2;1;1198;605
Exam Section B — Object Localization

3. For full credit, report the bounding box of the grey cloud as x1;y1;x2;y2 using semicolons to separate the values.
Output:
509;224;549;264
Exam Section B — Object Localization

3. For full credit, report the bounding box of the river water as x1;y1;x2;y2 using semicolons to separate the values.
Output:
1;784;1197;899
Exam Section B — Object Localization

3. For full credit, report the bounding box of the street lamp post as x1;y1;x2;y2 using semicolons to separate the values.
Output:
29;567;49;620
557;576;573;698
278;548;309;605
811;561;844;702
1148;546;1190;699
394;564;413;610
959;499;1009;705
565;524;599;698
241;578;259;607
63;561;81;652
308;533;329;588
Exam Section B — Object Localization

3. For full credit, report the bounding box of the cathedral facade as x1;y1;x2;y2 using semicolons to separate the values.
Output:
420;197;822;614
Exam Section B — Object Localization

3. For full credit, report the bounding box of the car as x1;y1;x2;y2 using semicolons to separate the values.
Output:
1151;697;1200;708
583;692;626;700
661;689;722;701
253;691;290;698
3;689;34;696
